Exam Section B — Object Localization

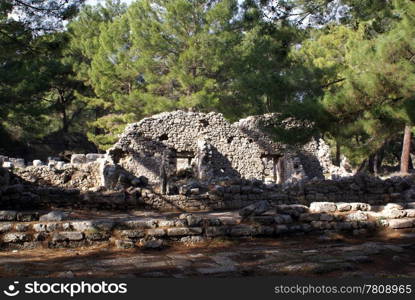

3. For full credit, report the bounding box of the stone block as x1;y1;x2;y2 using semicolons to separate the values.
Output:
205;226;227;237
119;230;146;239
3;232;31;243
382;209;406;219
115;239;135;249
345;211;368;222
86;153;105;163
33;160;44;167
0;223;13;233
70;154;86;164
275;224;288;234
229;225;255;236
52;232;84;242
146;228;166;237
167;227;202;236
309;202;337;213
388;218;414;229
0;211;17;221
337;203;352;212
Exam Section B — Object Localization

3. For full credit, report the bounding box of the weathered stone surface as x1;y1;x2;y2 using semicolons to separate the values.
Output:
239;200;270;217
405;209;415;218
0;211;17;221
70;154;86;164
185;214;202;227
3;232;31;243
166;227;202;236
33;160;44;167
310;202;337;213
345;211;368;222
205;226;227;237
52;232;84;242
382;209;407;219
39;211;69;222
337;203;352;212
388;219;415;229
85;231;111;241
115;239;135;249
0;223;13;233
119;219;158;229
119;230;146;239
86;153;105;163
385;203;405;210
350;203;371;211
33;223;60;232
68;221;95;232
146;228;166;237
139;238;165;249
229;225;256;236
14;224;29;232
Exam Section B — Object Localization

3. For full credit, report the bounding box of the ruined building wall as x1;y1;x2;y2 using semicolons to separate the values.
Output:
108;111;285;184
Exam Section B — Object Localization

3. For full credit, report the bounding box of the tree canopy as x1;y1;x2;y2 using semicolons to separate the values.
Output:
1;0;415;173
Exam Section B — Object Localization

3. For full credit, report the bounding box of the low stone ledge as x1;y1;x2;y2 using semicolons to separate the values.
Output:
146;228;166;237
52;231;84;242
1;205;415;250
118;230;146;239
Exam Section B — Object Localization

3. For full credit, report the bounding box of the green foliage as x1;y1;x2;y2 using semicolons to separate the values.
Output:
293;0;415;166
0;0;86;144
67;0;302;149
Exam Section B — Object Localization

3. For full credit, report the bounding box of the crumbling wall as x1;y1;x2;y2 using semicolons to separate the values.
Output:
109;111;285;184
13;164;102;191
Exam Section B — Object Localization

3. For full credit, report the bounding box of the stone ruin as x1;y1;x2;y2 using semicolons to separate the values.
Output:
1;111;353;190
0;110;414;251
105;111;352;189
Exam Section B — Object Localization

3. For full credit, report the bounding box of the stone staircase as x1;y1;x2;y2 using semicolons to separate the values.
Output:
1;201;414;251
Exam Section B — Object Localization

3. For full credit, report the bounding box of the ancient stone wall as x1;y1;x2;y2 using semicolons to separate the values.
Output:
1;200;414;250
108;111;285;184
2;170;415;212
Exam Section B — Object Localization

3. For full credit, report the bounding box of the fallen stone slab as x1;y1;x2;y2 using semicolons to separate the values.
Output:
404;209;415;218
119;230;146;239
52;231;84;242
139;238;165;249
115;239;135;249
3;232;31;243
345;211;368;222
146;228;166;237
229;225;256;237
310;202;337;213
166;227;202;236
382;209;407;219
70;154;86;164
39;211;69;222
388;218;415;229
0;211;17;221
0;223;13;233
33;222;61;232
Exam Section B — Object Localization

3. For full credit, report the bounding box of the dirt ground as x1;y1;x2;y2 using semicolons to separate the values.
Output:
0;234;414;278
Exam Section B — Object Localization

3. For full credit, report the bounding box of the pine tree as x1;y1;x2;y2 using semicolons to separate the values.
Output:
293;0;415;172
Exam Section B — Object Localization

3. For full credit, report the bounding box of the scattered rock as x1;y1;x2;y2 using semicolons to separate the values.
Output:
39;211;69;222
310;202;337;213
139;238;165;249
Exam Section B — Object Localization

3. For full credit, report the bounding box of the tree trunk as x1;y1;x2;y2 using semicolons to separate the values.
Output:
357;154;375;174
400;124;412;174
334;142;341;166
62;108;68;134
276;156;285;184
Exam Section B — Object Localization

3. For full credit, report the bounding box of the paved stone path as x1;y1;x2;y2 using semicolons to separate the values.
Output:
0;236;414;278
